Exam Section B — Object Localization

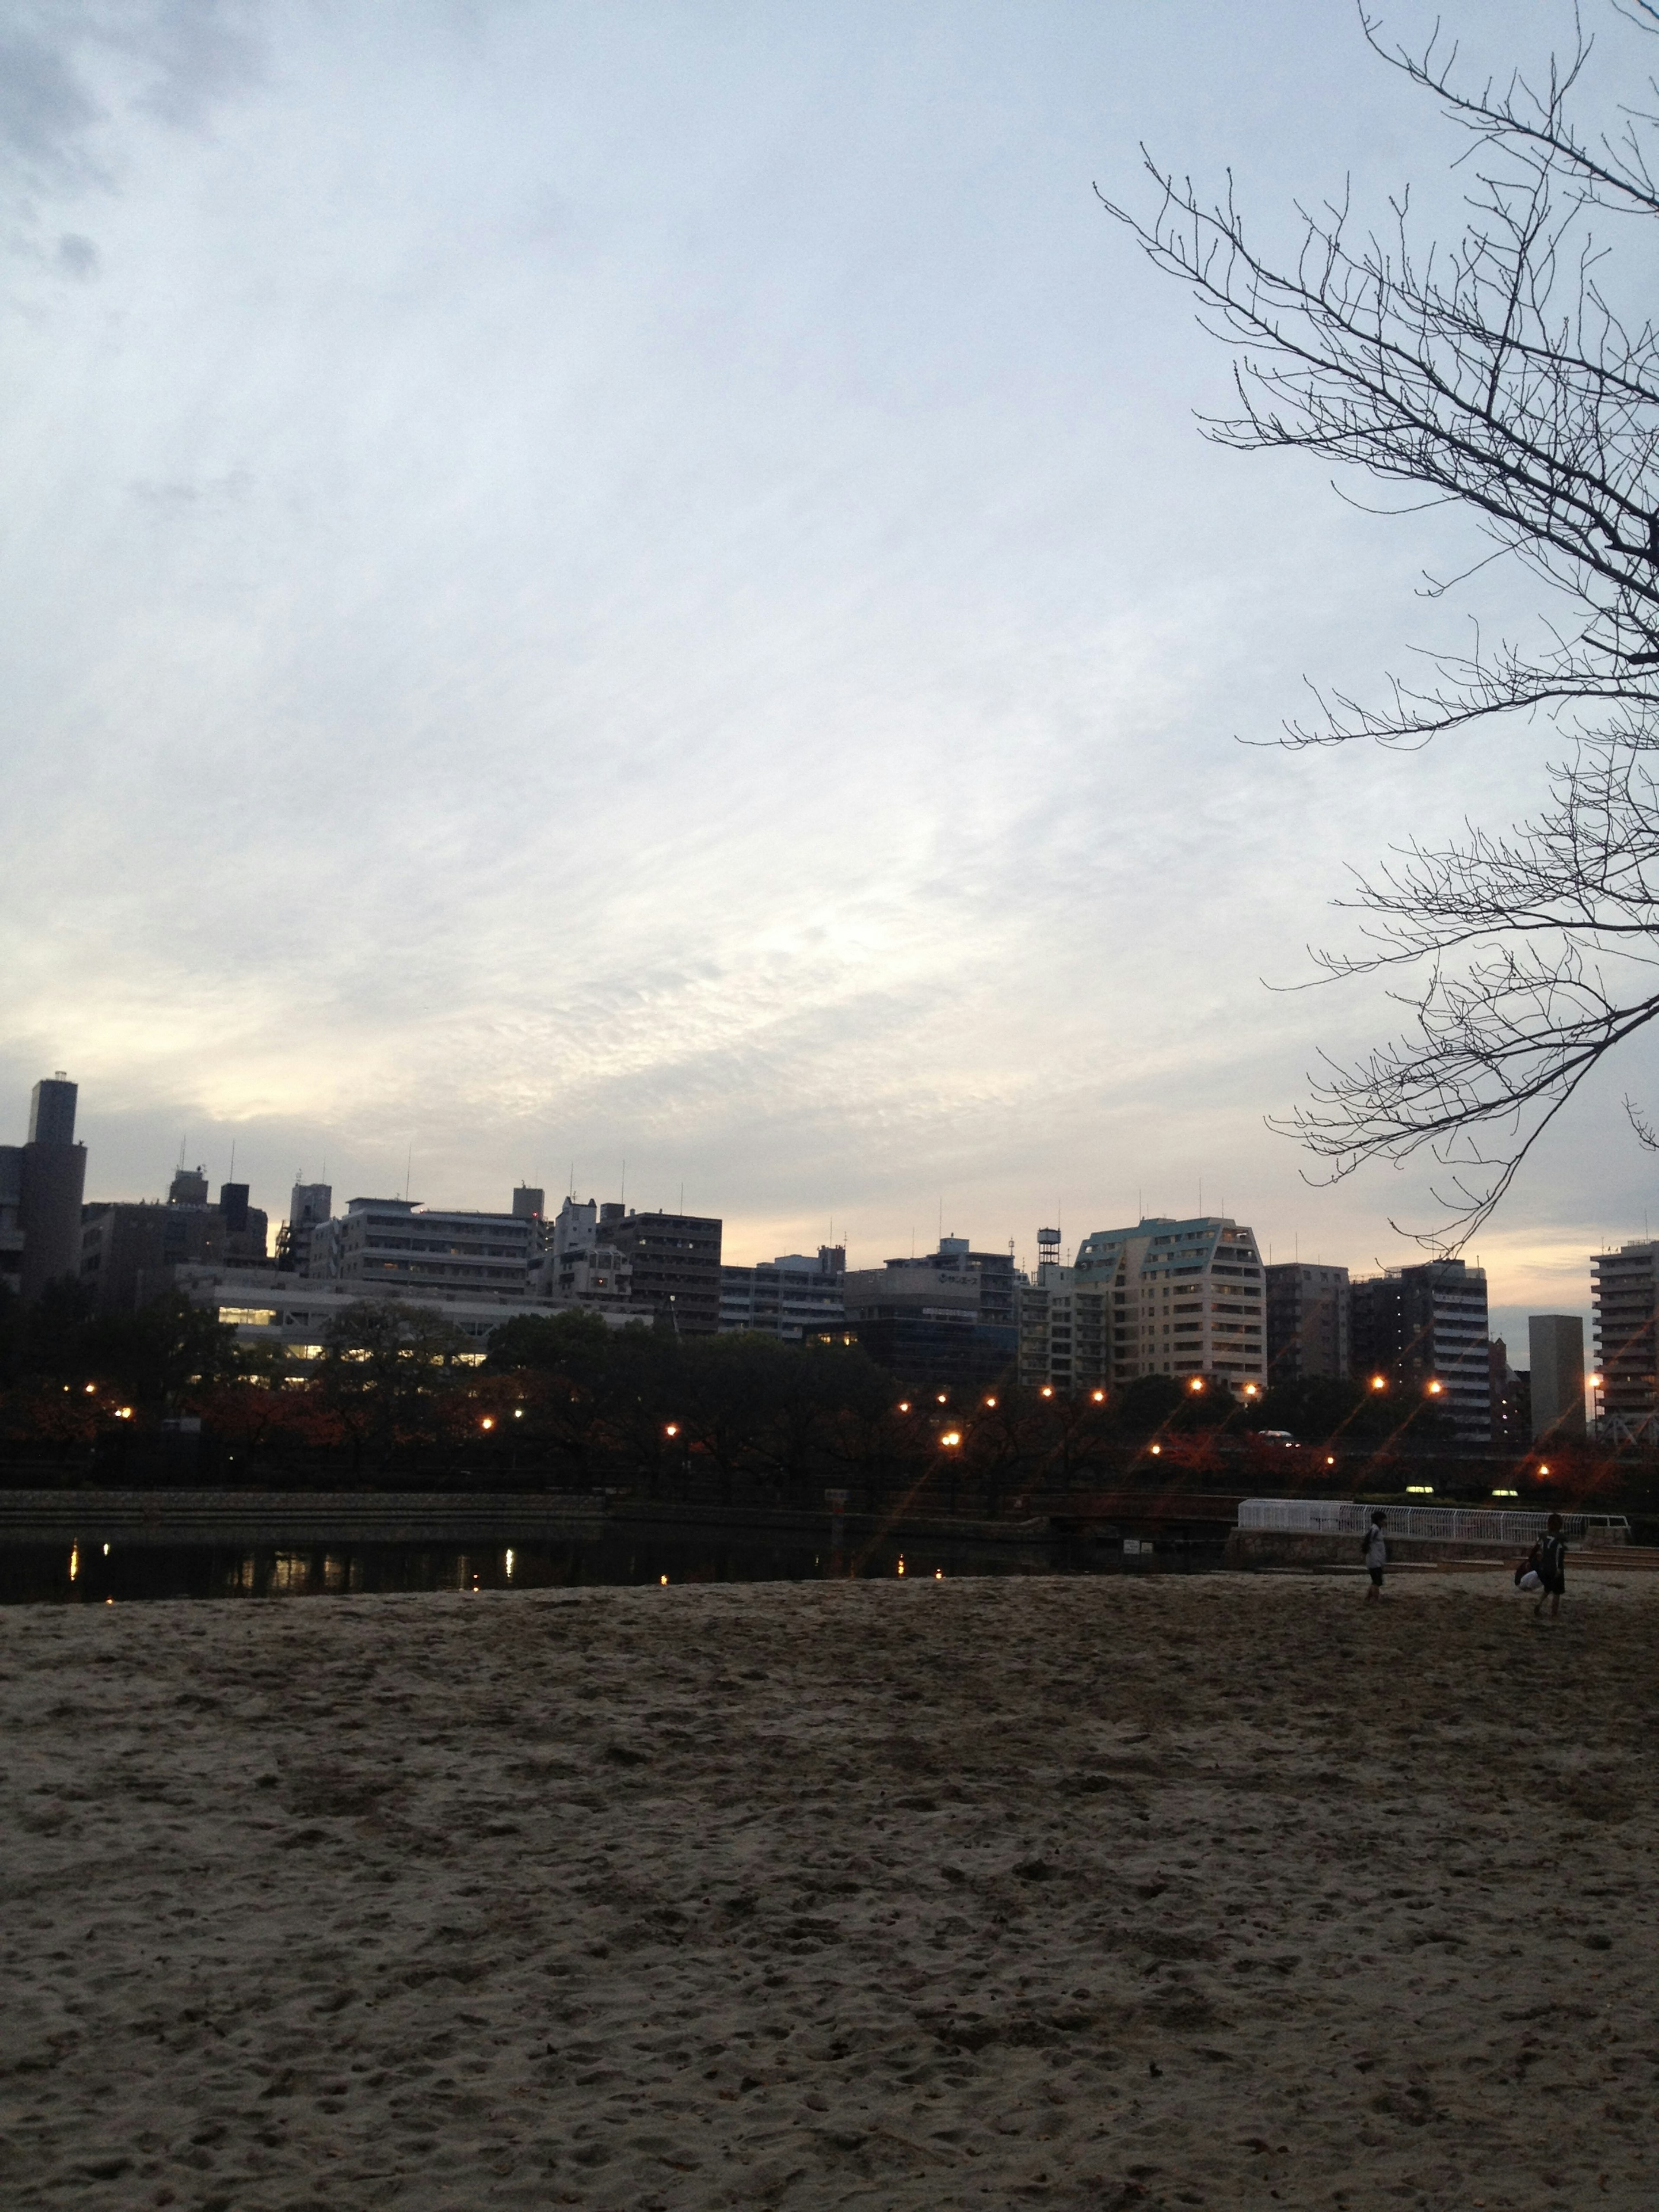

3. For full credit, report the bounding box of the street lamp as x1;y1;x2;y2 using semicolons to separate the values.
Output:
480;1416;495;1430
1188;1378;1205;1394
1090;1389;1106;1403
1370;1376;1387;1392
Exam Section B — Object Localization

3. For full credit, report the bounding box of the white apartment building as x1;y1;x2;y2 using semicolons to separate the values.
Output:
306;1196;533;1301
1017;1265;1110;1392
1075;1214;1266;1388
720;1248;845;1340
531;1195;639;1313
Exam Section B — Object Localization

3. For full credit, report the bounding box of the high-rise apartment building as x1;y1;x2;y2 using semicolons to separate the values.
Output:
2;1074;89;1299
1592;1242;1659;1445
596;1210;723;1332
1067;1216;1266;1389
1350;1258;1491;1445
720;1247;845;1340
1528;1314;1586;1443
1264;1262;1351;1382
1017;1261;1110;1394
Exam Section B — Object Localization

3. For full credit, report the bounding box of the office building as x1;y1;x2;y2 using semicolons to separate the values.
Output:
1070;1216;1266;1389
1592;1242;1659;1445
305;1197;534;1303
1264;1262;1351;1382
842;1237;1018;1389
2;1074;89;1300
1527;1314;1586;1443
1350;1258;1491;1445
720;1247;845;1340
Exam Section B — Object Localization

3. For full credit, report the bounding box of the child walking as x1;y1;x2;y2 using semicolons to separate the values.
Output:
1363;1509;1387;1601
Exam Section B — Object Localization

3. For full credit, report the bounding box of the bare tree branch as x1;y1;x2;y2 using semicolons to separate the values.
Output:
1102;1;1659;1243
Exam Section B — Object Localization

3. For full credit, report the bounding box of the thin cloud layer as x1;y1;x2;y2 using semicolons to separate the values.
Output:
0;0;1644;1346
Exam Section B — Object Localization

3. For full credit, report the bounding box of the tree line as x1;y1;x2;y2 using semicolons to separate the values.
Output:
0;1281;1493;1501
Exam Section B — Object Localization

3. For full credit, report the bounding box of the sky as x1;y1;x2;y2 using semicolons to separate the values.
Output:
3;0;1654;1351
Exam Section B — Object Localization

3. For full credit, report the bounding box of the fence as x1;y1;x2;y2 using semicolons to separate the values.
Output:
1237;1498;1629;1546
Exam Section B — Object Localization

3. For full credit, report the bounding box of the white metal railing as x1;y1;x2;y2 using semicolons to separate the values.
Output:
1237;1498;1629;1545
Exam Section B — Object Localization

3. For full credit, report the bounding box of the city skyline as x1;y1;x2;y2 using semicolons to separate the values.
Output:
3;2;1641;1357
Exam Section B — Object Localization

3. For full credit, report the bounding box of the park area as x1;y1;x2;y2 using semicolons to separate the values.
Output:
3;1568;1656;2210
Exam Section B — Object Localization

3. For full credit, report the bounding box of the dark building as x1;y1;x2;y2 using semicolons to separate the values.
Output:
1264;1262;1351;1382
4;1074;89;1300
1350;1257;1491;1445
81;1175;270;1313
842;1237;1018;1390
1489;1339;1532;1449
602;1210;723;1332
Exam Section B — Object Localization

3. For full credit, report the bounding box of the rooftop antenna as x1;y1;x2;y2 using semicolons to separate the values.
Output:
228;1138;236;1181
178;1135;187;1169
405;1141;413;1201
620;1158;626;1207
679;1181;684;1214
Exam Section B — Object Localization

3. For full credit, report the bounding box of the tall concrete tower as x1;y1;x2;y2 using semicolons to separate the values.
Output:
19;1072;86;1299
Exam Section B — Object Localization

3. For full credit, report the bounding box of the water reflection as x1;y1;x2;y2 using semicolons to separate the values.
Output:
0;1528;1220;1606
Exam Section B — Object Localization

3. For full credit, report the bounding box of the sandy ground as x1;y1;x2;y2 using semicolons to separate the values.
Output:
3;1569;1656;2212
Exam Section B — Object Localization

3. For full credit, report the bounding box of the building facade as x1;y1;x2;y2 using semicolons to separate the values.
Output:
1264;1262;1351;1382
584;1209;723;1332
719;1247;845;1340
81;1178;270;1313
3;1074;89;1300
1527;1313;1586;1443
1017;1263;1109;1393
276;1182;333;1274
170;1266;639;1364
1592;1242;1659;1445
533;1197;637;1313
306;1197;534;1302
842;1237;1018;1389
1063;1216;1266;1390
1350;1258;1491;1445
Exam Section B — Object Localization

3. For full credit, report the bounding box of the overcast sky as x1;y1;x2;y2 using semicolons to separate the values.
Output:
3;0;1650;1345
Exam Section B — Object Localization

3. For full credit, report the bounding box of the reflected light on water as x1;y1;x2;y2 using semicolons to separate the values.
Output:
505;1548;515;1579
660;1573;668;1586
102;1543;110;1555
934;1568;944;1580
896;1557;905;1576
68;1545;78;1582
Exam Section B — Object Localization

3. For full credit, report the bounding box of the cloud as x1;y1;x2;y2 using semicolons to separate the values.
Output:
0;2;264;244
